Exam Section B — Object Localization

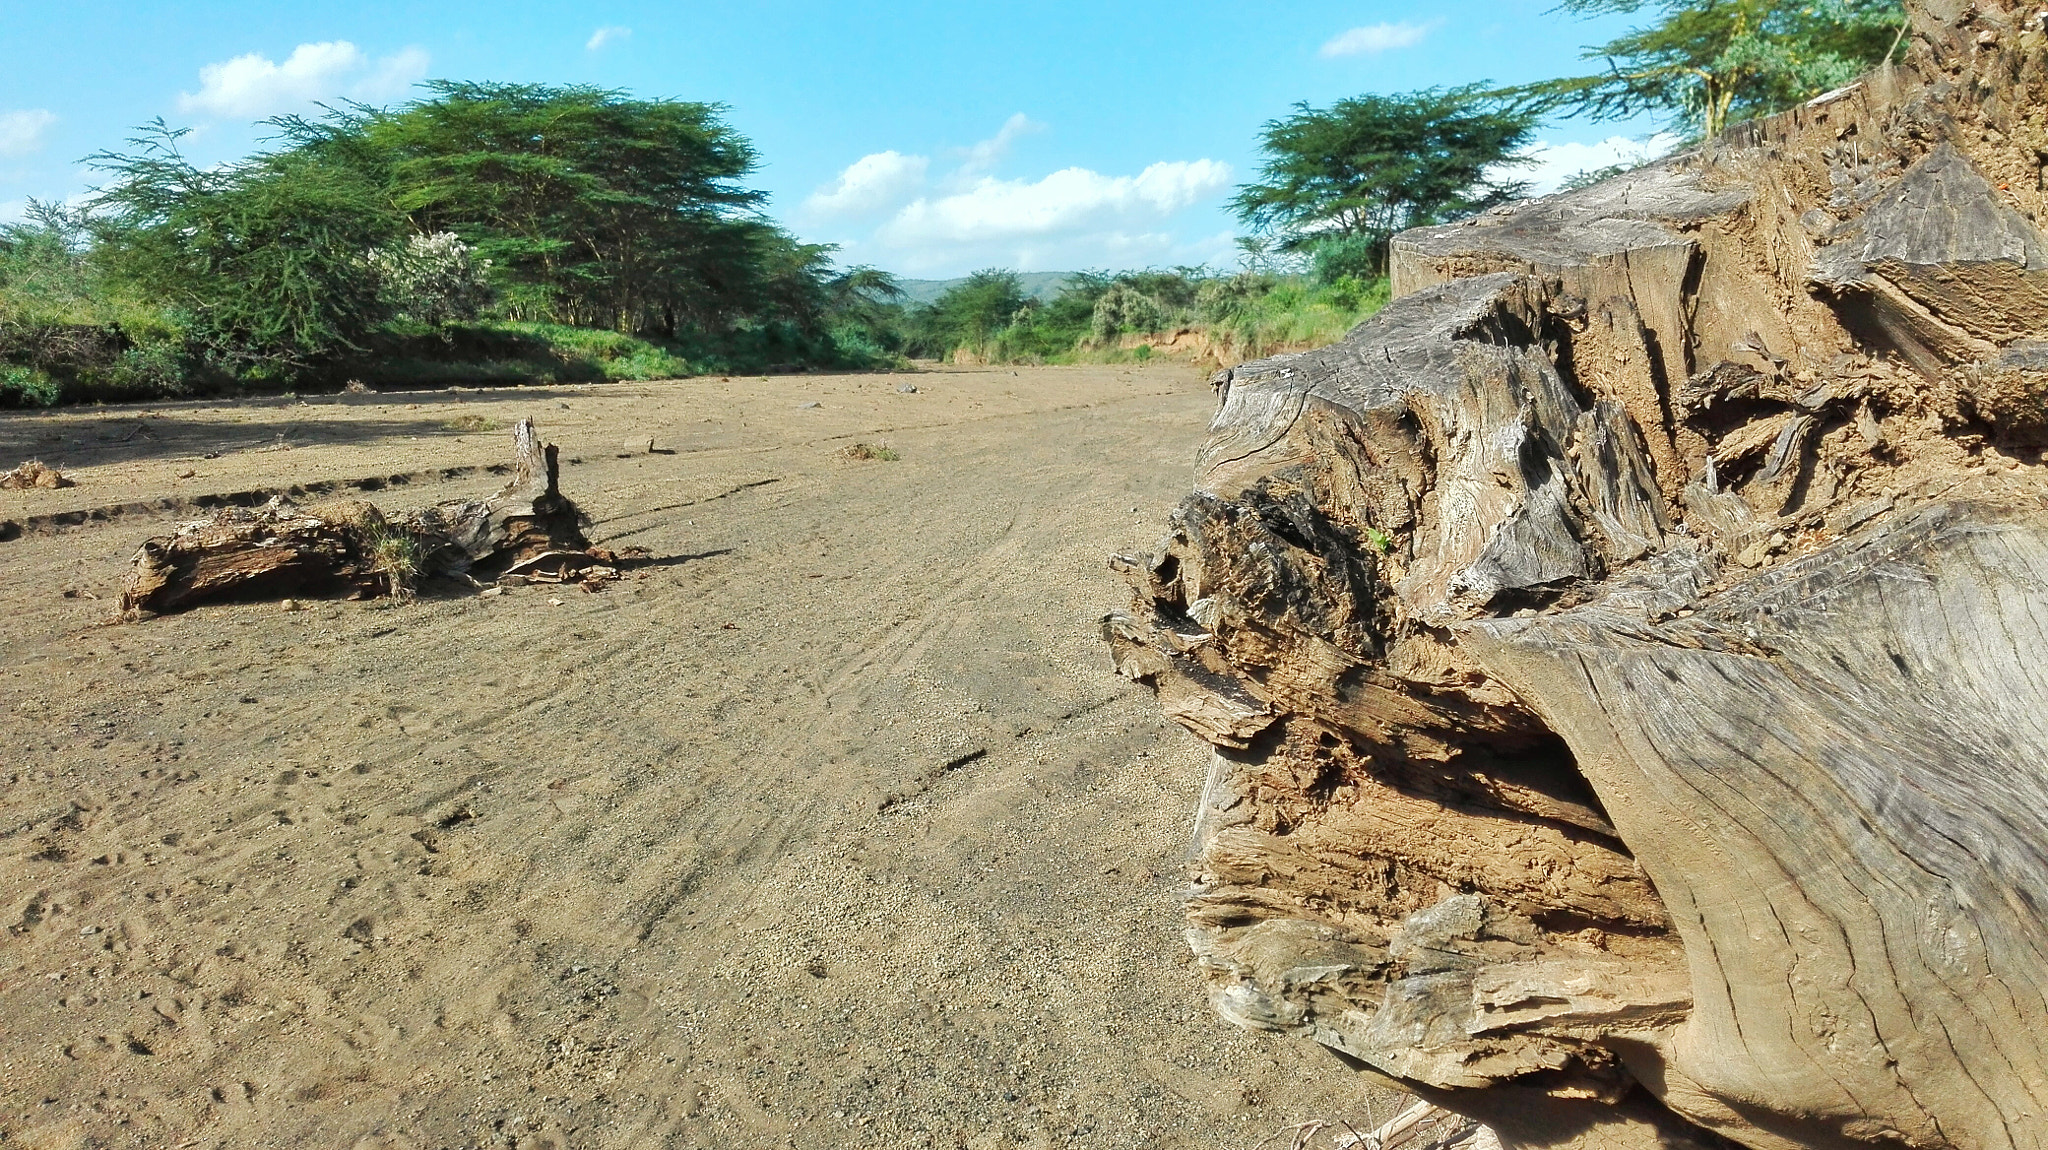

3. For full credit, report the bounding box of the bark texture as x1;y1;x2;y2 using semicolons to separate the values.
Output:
1105;6;2048;1148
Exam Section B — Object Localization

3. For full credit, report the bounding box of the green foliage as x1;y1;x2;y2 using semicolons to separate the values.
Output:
1307;234;1382;284
4;84;894;403
819;265;911;364
89;121;405;373
0;365;59;406
1194;273;1272;324
873;263;1387;368
1090;283;1167;341
1231;86;1539;275
361;320;692;385
0;198;201;404
1193;274;1390;362
978;272;1107;362
1505;0;1909;139
350;514;424;599
295;81;814;336
0;201;99;320
903;269;1031;359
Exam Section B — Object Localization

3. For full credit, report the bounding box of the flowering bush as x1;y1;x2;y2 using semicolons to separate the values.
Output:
370;232;495;325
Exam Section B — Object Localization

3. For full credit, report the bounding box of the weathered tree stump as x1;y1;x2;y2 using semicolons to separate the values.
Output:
120;417;590;615
1106;5;2048;1148
407;415;588;578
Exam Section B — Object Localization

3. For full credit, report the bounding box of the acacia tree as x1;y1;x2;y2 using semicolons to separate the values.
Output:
88;122;403;373
1511;0;1908;140
1230;86;1538;276
279;82;822;337
908;270;1029;358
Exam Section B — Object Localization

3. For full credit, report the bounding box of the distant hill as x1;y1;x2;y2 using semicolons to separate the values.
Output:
894;271;1078;306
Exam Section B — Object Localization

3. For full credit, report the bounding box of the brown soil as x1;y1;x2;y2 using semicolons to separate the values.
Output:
0;366;1393;1150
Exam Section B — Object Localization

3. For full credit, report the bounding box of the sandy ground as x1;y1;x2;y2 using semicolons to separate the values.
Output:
0;365;1396;1150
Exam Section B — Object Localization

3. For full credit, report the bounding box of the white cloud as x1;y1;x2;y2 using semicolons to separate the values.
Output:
177;41;430;119
1319;22;1431;58
801;116;1233;276
859;159;1234;274
358;47;431;102
802;150;931;221
0;110;56;158
956;112;1043;177
586;26;631;51
1514;133;1683;196
877;160;1231;249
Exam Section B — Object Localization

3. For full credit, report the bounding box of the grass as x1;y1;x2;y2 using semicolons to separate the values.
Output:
497;321;694;381
363;320;694;388
1199;276;1391;363
842;442;901;461
952;274;1391;369
445;414;504;433
346;513;425;600
0;303;882;406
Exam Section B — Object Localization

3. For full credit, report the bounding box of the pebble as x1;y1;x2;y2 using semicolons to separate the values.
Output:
547;597;564;606
622;437;655;453
897;384;918;394
479;587;505;599
797;401;822;409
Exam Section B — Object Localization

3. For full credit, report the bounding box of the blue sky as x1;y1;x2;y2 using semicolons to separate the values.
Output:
1;1;1668;279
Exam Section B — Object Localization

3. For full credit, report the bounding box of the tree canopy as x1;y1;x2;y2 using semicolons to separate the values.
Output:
1230;86;1539;274
1507;0;1909;140
89;122;404;372
282;82;825;338
69;84;851;379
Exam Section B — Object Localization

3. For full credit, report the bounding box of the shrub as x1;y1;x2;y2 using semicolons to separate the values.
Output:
0;365;59;406
370;232;495;325
1196;273;1275;324
102;341;194;399
90;125;404;373
1090;283;1167;340
1309;234;1382;285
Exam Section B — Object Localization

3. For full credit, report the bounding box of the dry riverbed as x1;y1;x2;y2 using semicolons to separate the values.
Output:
0;365;1393;1150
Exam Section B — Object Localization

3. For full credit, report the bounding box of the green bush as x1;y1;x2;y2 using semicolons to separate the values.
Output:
90;124;403;372
0;365;60;406
1196;273;1274;324
1309;235;1382;285
1090;284;1168;341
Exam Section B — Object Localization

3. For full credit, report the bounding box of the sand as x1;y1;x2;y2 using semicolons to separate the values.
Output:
0;365;1394;1150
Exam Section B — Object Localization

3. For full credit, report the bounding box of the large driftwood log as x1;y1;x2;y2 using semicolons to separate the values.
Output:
120;417;590;615
1107;5;2048;1148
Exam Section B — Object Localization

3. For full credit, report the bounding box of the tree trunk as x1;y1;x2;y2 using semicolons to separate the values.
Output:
1105;6;2048;1148
121;418;592;615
